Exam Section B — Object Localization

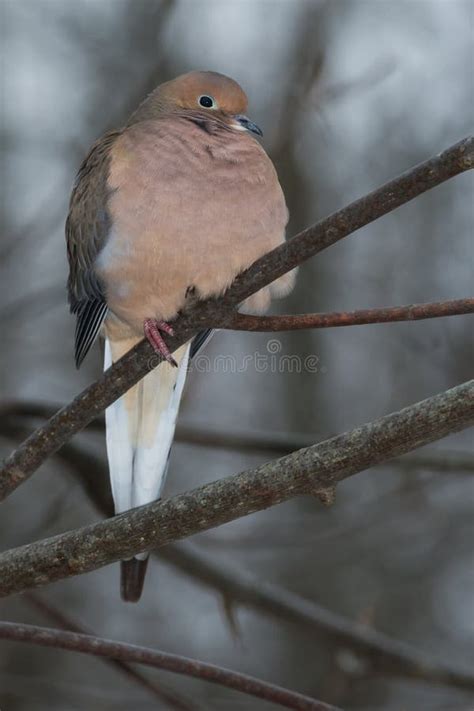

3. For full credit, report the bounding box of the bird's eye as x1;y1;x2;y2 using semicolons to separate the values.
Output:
198;95;215;109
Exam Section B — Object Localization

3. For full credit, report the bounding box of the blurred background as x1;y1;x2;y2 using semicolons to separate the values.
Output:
1;0;473;709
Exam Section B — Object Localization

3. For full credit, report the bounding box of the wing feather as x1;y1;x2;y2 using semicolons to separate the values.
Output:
74;299;109;368
66;130;121;366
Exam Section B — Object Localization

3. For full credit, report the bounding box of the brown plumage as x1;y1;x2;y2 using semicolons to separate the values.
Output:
66;130;120;366
66;71;295;601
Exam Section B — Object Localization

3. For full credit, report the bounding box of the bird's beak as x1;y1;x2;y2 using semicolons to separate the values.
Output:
235;114;263;137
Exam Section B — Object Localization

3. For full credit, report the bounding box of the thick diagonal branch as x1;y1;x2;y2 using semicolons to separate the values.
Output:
4;414;472;693
3;409;473;690
0;379;472;597
0;136;472;500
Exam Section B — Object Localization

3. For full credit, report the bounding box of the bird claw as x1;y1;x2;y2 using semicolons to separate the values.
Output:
143;319;177;366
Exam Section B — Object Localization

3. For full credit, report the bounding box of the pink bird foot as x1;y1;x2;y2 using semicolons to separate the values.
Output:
143;318;177;367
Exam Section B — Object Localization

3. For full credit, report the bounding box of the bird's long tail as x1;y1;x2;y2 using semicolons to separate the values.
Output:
104;335;190;602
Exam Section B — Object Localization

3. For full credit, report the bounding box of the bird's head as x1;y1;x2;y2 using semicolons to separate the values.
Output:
129;70;263;137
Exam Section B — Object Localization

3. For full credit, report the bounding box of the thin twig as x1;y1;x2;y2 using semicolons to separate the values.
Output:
226;298;474;331
0;136;472;500
0;379;472;597
0;622;341;711
24;593;196;711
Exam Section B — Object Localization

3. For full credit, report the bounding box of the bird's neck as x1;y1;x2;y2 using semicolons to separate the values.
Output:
127;93;233;136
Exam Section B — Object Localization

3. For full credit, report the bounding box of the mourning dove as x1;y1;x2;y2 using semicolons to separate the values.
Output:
66;71;295;602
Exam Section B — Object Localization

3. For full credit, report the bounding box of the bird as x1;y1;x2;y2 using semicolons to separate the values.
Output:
66;70;295;602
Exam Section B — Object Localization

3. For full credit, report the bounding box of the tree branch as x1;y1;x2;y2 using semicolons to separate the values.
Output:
0;379;472;597
225;298;474;331
4;408;473;692
24;593;195;711
0;622;341;711
0;136;472;500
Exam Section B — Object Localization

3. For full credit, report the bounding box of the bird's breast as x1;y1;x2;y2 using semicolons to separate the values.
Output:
96;118;288;335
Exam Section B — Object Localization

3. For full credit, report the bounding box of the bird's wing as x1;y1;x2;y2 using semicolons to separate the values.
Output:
66;130;122;367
